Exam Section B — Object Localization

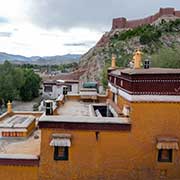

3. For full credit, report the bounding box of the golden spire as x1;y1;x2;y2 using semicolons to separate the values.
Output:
111;54;116;69
7;101;12;114
133;49;142;69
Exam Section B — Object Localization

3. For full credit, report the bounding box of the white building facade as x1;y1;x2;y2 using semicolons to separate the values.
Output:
43;80;79;99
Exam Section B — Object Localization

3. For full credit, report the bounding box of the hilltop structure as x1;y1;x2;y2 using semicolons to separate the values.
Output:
97;8;180;47
112;8;180;30
0;50;180;179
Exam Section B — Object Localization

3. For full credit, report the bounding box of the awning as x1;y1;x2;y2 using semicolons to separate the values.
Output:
50;133;71;147
156;136;179;150
50;138;71;147
156;142;179;150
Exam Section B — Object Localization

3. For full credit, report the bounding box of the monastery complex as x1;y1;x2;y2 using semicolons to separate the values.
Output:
0;49;179;179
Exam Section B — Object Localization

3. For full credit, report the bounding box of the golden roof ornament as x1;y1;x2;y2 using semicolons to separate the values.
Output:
111;54;116;69
7;100;12;114
133;49;142;69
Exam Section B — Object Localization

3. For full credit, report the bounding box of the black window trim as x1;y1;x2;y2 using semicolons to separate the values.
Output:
158;149;173;163
54;146;69;161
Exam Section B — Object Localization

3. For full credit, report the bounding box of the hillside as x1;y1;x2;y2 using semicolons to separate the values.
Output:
79;8;180;84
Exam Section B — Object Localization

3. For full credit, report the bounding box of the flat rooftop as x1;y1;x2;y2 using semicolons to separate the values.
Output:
111;68;180;75
58;100;91;116
0;130;40;155
42;100;130;124
39;115;130;124
0;115;35;128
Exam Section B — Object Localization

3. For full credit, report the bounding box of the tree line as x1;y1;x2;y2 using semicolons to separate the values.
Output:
15;62;79;72
0;61;41;106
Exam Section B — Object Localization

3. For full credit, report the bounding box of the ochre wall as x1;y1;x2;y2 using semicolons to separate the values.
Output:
39;128;132;180
27;120;36;136
117;94;130;110
39;95;180;180
129;102;180;179
66;95;80;101
0;165;38;180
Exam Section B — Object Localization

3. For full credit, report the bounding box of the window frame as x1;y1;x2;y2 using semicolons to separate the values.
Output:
67;85;72;92
44;85;53;92
157;149;173;163
112;92;115;102
63;87;69;95
54;146;69;161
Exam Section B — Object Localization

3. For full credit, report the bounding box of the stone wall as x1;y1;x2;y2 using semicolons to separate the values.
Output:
97;8;180;47
112;8;180;30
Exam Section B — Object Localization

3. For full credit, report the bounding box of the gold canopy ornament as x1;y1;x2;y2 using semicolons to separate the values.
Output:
111;54;116;69
7;100;12;114
133;49;142;69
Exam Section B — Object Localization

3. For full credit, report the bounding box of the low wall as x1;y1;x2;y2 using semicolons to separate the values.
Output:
0;112;11;122
0;155;39;180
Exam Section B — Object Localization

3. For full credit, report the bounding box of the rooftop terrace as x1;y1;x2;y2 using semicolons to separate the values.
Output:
0;115;35;128
111;68;180;76
0;112;42;157
0;130;40;156
57;100;91;116
43;99;130;125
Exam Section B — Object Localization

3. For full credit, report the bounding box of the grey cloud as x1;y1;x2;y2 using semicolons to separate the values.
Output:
64;41;96;47
26;0;180;30
0;32;12;37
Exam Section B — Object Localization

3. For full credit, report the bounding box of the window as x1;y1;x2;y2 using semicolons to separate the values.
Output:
158;149;172;162
63;85;72;94
63;87;68;95
50;134;71;161
112;93;115;102
54;146;69;160
44;85;53;92
67;85;72;92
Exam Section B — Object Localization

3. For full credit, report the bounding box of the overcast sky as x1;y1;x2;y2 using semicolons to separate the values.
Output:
0;0;179;56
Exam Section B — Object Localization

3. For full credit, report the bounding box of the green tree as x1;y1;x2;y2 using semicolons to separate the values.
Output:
152;47;180;68
0;61;24;104
101;66;109;90
20;69;41;101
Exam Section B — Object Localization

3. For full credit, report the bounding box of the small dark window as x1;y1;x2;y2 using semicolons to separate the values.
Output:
44;86;53;92
46;102;51;107
158;149;172;162
66;85;72;92
112;93;115;102
54;146;68;160
63;87;69;95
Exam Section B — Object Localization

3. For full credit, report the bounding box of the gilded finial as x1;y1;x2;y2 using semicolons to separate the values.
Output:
133;49;142;69
7;100;12;114
111;54;116;69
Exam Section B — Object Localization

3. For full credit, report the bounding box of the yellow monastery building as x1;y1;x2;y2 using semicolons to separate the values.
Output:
0;51;180;180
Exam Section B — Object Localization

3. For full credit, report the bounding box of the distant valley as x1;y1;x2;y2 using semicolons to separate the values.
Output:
0;52;81;65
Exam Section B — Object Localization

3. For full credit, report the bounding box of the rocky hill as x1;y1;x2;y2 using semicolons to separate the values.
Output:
78;8;180;84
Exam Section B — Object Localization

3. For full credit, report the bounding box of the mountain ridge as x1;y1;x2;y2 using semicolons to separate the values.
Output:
0;52;81;65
